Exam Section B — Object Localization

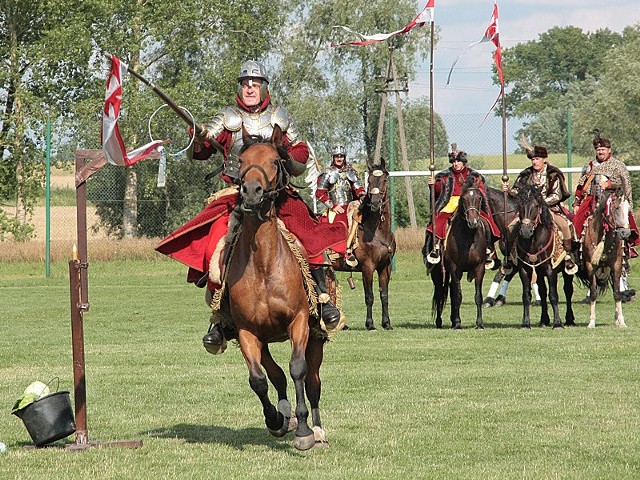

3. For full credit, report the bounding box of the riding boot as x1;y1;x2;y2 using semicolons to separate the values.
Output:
203;322;224;345
310;267;341;328
563;239;578;275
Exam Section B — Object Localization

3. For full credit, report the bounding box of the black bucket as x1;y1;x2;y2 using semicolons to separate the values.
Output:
13;391;76;446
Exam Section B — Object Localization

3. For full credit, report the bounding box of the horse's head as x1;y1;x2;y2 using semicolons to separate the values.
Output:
516;184;551;239
459;173;485;229
365;161;389;213
237;125;289;217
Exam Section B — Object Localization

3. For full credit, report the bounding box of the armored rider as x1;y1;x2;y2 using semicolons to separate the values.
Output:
156;61;347;353
502;145;578;275
316;144;366;265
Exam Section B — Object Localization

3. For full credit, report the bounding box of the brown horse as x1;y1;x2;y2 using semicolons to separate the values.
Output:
219;126;328;450
426;172;490;329
513;184;574;329
577;190;627;328
333;161;396;331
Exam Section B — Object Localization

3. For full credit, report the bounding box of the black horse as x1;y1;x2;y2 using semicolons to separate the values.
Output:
426;172;491;329
513;185;575;329
333;160;396;330
576;190;627;328
484;186;520;307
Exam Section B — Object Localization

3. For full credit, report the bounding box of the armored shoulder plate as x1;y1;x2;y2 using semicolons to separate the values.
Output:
344;167;361;184
271;105;302;144
205;106;242;138
325;167;341;184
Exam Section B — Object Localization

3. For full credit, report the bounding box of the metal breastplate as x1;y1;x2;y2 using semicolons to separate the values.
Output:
326;168;356;205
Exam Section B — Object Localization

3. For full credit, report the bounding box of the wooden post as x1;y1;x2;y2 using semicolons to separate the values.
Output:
65;150;145;450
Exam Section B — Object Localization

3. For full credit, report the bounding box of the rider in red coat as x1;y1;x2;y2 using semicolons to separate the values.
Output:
425;149;501;266
156;61;345;350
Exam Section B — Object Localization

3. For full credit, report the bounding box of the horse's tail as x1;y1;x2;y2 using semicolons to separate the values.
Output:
431;270;449;320
575;266;610;297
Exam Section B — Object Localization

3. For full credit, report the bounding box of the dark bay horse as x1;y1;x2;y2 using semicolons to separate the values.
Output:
514;185;574;329
333;161;396;331
220;126;328;450
576;190;627;328
427;172;490;329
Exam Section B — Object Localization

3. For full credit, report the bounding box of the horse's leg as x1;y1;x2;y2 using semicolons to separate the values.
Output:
261;345;296;437
563;271;576;326
362;266;376;331
287;312;315;451
474;268;485;329
238;331;284;436
431;267;445;328
450;272;463;329
305;336;328;447
587;274;598;328
378;263;393;330
537;272;550;327
519;268;532;328
613;251;627;328
547;269;563;329
483;269;505;308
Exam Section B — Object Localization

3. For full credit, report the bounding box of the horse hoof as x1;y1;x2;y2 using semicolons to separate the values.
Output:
382;323;393;331
366;322;376;331
533;300;541;307
294;433;316;451
553;325;564;330
482;297;495;308
495;295;506;307
312;426;329;448
587;323;596;328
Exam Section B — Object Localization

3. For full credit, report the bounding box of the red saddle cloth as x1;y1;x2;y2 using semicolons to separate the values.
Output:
156;191;348;284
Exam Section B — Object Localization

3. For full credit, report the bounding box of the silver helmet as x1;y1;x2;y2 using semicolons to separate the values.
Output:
237;60;269;102
332;144;346;156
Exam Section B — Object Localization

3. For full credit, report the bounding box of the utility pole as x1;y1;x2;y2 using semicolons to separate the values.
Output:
373;43;417;228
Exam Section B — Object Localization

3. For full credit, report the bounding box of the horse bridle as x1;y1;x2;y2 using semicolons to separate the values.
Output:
237;155;289;215
366;173;389;214
460;187;485;224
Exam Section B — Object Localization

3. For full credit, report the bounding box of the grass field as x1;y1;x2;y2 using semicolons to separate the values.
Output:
1;250;639;479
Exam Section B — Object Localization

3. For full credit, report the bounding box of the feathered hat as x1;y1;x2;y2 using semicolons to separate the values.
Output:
592;129;611;149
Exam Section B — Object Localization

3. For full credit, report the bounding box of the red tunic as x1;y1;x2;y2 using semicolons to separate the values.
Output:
427;167;501;240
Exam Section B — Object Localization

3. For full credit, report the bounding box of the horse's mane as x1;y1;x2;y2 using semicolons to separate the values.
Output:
240;133;289;161
516;184;552;228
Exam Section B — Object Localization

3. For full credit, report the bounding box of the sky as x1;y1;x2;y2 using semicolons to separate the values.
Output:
405;0;640;153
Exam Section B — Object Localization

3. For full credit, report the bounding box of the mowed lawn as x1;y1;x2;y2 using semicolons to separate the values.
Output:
1;250;639;479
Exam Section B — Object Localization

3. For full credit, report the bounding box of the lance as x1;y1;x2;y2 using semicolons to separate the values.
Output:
428;18;437;251
500;82;509;263
103;52;224;153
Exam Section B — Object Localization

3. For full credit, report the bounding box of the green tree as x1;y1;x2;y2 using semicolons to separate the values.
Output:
75;0;283;238
0;0;99;240
272;0;435;164
501;26;623;119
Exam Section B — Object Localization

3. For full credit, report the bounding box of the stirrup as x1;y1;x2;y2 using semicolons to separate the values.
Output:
427;249;441;264
564;258;578;275
617;227;631;240
485;249;495;269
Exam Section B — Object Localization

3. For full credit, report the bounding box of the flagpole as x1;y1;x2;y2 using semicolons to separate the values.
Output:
103;52;224;153
428;19;436;249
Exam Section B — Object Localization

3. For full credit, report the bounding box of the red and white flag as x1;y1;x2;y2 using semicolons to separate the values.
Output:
101;54;164;166
332;0;434;47
446;1;503;87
